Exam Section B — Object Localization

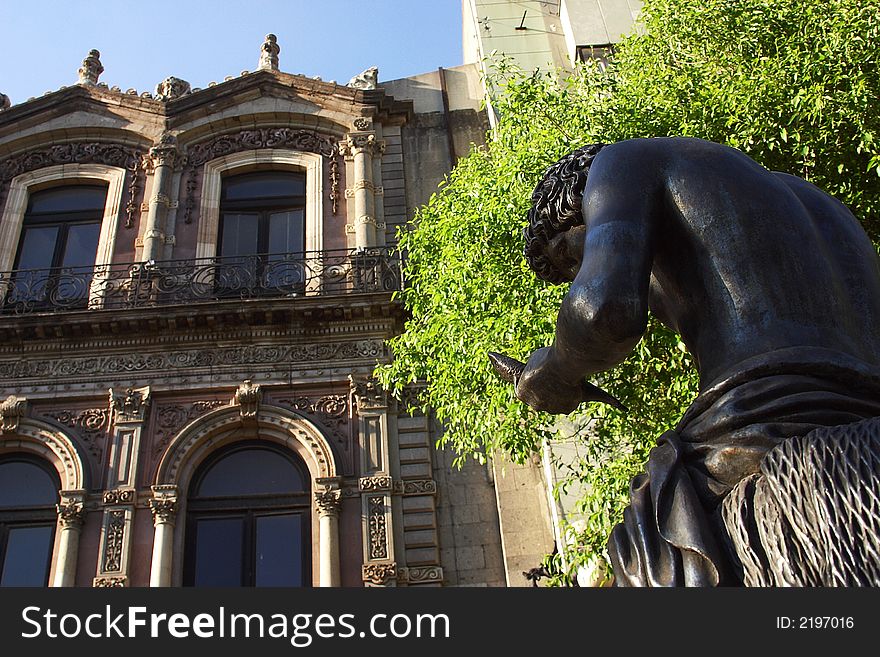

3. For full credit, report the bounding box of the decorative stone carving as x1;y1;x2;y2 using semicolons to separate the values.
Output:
349;375;388;411
276;394;348;428
233;380;261;420
329;156;340;215
275;394;352;474
368;496;388;560
102;489;135;505
0;340;386;382
56;497;86;529
153;401;226;456
259;34;280;71
186;128;337;168
314;489;342;517
353;117;371;131
154;77;191;101
398;566;443;584
359;475;393;492
399;384;427;414
0;92;10;111
93;576;126;587
0;395;27;433
362;562;397;586
42;408;110;458
110;386;151;423
402;479;437;496
347;66;378;90
102;510;126;572
0;142;143;228
77;49;104;86
181;128;338;224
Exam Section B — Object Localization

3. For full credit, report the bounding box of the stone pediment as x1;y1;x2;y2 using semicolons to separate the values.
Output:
0;69;412;139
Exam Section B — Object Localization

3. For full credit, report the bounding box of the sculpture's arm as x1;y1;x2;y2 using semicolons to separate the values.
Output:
516;143;661;413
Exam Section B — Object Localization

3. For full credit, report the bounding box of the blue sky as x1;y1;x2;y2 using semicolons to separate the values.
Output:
0;1;463;104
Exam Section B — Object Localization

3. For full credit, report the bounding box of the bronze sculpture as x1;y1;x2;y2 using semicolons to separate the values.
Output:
496;137;880;586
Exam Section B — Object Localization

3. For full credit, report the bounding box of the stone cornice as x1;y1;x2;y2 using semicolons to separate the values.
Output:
0;292;404;346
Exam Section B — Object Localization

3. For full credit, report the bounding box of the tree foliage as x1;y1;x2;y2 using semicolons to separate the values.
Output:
377;0;880;581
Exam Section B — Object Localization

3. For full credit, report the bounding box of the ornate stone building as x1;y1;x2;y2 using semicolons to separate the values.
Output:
0;39;508;587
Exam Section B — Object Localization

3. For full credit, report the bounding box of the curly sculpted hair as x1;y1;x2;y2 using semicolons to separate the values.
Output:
524;143;605;283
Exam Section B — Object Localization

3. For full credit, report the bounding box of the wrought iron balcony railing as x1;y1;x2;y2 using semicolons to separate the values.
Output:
0;248;401;316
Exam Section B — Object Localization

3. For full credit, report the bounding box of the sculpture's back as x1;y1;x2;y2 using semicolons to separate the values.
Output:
499;137;880;586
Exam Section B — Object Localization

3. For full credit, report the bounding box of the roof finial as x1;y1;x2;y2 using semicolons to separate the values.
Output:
259;34;280;72
77;49;104;86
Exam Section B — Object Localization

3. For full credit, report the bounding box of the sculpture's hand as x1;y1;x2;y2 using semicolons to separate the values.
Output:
489;349;627;414
515;347;588;415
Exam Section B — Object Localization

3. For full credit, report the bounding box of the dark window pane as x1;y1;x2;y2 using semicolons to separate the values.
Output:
255;514;303;587
0;461;58;507
15;226;58;271
196;448;304;497
222;172;304;201
220;213;260;258
27;186;107;214
1;525;53;586
267;210;304;255
192;517;244;586
61;223;101;269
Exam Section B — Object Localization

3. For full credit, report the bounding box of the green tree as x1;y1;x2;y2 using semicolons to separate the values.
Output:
377;0;880;583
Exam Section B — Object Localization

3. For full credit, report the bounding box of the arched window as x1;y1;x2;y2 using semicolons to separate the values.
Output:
183;441;311;587
0;455;60;587
216;171;306;295
9;184;108;309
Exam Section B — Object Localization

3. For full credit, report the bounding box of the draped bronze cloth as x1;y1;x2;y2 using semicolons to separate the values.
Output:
608;347;880;587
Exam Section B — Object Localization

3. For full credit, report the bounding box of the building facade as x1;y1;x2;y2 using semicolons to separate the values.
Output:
0;39;510;587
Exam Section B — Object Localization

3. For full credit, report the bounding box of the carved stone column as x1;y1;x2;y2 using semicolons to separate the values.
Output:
94;387;150;587
52;490;86;587
314;482;342;587
141;134;181;261
339;132;384;248
350;376;397;586
148;485;178;587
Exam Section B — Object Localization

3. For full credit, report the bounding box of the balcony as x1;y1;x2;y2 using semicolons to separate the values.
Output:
0;248;401;317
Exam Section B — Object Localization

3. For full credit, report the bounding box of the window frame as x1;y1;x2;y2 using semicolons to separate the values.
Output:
218;170;307;258
0;454;61;588
0;164;128;308
182;441;312;588
195;150;324;262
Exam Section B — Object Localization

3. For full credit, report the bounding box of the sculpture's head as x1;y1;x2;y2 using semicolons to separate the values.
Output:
524;143;604;283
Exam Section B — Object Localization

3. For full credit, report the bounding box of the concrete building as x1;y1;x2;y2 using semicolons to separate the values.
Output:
463;0;642;125
0;38;518;588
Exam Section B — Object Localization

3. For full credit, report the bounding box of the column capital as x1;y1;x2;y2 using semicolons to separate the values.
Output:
109;386;151;424
142;134;182;172
339;132;385;158
314;489;342;517
57;490;87;529
349;375;388;411
149;485;179;526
